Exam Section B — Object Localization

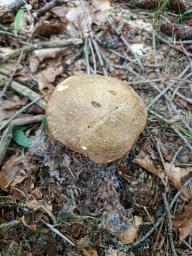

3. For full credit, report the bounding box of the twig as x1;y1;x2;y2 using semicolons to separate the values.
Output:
107;16;144;70
84;38;91;74
0;73;45;108
0;51;24;99
0;96;43;131
170;177;192;208
0;39;82;62
170;147;183;168
163;193;177;256
34;0;68;18
0;220;20;230
152;30;162;78
119;216;164;251
91;38;107;75
0;125;13;165
88;37;97;74
41;220;75;246
172;126;192;151
147;63;191;108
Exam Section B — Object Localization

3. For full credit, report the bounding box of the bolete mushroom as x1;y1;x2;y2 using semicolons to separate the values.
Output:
46;75;147;164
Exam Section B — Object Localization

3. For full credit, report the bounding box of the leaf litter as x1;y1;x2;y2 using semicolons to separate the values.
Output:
0;0;192;255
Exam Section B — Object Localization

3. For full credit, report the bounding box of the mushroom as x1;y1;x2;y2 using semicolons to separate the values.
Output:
46;75;147;164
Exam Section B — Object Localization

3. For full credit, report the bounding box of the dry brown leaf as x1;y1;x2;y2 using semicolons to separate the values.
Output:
26;199;52;212
34;48;63;62
117;216;143;245
51;6;69;18
0;97;27;123
59;0;111;37
83;248;98;256
133;152;191;198
133;152;162;177
91;0;111;25
164;163;191;190
0;156;27;191
31;187;42;200
34;21;66;37
106;248;128;256
174;204;192;241
37;65;63;97
21;216;38;231
29;56;40;73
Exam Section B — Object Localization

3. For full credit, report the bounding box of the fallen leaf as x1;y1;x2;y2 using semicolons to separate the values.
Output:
26;199;52;213
133;152;191;197
0;97;27;123
21;215;38;231
0;156;28;191
174;204;192;241
34;20;66;37
117;216;143;245
31;187;42;200
83;248;98;256
37;65;63;97
133;152;162;177
51;6;69;18
164;163;191;190
34;48;63;62
106;248;128;256
29;56;40;73
62;0;111;38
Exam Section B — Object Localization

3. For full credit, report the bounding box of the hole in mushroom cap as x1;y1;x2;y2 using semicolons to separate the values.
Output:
91;101;102;108
108;90;118;96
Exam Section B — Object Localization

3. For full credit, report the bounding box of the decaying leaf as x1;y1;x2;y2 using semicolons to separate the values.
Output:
133;151;162;177
106;248;128;256
26;199;52;212
174;204;192;241
117;216;143;245
37;66;63;97
133;152;191;197
0;156;28;191
164;163;191;190
101;208;143;244
82;248;98;256
160;23;192;40
34;20;66;37
21;216;38;231
53;0;111;38
0;97;27;123
34;48;63;62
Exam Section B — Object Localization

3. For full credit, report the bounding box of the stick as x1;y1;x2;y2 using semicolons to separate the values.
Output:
0;39;82;62
0;220;20;230
0;96;43;131
41;220;75;246
0;73;45;108
163;194;177;256
34;0;68;18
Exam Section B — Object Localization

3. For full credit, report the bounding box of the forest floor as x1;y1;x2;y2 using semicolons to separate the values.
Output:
0;0;192;255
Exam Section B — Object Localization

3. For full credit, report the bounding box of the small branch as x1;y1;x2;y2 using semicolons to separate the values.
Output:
0;220;20;230
163;194;177;256
41;220;75;246
0;51;24;99
0;73;45;108
0;96;43;131
34;0;68;18
0;39;82;62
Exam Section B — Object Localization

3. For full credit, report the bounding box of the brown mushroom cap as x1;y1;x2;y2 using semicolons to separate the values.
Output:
46;75;147;164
